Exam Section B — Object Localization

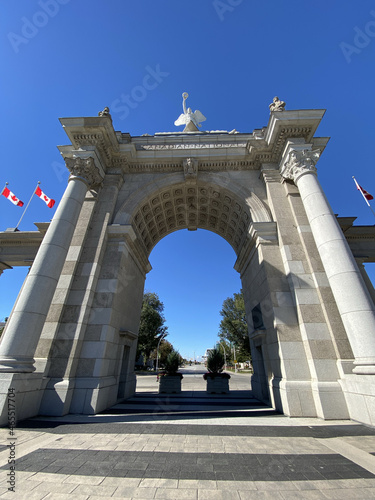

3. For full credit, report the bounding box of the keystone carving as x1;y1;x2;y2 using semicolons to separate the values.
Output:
183;158;198;180
65;157;104;187
281;149;320;183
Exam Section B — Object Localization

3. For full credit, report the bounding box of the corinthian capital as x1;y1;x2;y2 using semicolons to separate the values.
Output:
280;148;320;183
65;157;104;187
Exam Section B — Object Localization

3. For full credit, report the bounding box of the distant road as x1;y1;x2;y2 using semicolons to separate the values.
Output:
180;364;206;375
135;364;252;392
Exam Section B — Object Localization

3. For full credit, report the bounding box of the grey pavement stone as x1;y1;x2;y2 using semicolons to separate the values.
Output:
154;488;197;499
115;486;157;498
3;372;375;499
198;489;241;499
72;484;117;496
43;495;90;500
320;488;375;499
279;492;327;499
238;491;284;499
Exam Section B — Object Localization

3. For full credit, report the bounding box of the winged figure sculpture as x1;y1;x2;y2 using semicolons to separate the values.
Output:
174;92;206;132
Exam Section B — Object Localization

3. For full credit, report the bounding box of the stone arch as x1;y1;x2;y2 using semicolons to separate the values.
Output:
3;108;375;427
114;172;272;257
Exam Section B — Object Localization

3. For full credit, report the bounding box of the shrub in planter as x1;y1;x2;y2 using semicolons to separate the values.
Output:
158;350;183;393
203;347;230;393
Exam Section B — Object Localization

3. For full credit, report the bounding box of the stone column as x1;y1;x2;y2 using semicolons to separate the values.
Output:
280;141;375;375
0;157;104;373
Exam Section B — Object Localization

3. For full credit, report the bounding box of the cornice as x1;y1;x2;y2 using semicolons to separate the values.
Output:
0;224;48;246
59;116;119;170
58;108;329;174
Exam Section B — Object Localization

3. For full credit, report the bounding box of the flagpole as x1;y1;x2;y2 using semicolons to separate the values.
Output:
15;181;40;230
352;176;375;219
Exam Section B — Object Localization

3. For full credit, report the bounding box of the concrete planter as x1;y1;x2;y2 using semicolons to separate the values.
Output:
205;374;230;394
158;374;182;394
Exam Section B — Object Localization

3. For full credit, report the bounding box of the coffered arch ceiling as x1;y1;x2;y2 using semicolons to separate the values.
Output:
114;174;271;257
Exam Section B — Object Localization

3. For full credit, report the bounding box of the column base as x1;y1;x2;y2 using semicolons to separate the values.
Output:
38;378;75;417
311;381;349;420
69;376;119;415
270;378;349;420
271;378;317;417
0;372;46;426
352;361;375;375
0;356;36;373
339;374;375;426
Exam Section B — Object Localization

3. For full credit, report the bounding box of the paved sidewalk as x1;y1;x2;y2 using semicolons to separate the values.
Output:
1;366;375;499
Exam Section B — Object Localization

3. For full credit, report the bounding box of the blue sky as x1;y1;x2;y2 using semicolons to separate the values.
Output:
0;1;374;360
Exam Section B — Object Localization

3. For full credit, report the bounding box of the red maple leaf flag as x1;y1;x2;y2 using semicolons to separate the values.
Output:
35;186;55;208
1;186;24;206
353;177;374;206
358;184;374;201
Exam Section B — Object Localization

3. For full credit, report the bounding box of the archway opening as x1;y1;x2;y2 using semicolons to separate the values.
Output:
135;227;254;394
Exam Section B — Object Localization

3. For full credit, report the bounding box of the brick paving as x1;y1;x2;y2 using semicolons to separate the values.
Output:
1;366;375;499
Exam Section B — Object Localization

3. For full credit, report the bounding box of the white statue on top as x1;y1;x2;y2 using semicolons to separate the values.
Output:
174;92;206;132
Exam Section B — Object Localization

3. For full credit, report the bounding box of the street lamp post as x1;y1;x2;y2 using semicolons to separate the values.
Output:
221;343;227;371
216;342;227;371
232;344;237;373
155;333;167;379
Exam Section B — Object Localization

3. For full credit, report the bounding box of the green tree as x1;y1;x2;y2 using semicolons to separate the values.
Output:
207;347;225;374
218;291;251;363
137;292;168;365
150;339;174;368
163;349;183;375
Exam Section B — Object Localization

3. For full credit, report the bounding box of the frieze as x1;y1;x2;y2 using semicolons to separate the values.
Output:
124;160;258;173
127;163;181;173
0;240;43;246
200;161;258;171
137;142;248;151
112;157;129;168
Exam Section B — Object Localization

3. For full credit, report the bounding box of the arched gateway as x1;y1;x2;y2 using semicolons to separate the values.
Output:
1;100;375;426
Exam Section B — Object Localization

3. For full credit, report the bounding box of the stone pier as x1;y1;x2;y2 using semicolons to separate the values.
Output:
0;104;374;425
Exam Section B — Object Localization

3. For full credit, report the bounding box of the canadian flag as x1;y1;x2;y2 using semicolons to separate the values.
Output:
1;186;24;206
35;186;55;208
358;184;374;201
353;177;373;206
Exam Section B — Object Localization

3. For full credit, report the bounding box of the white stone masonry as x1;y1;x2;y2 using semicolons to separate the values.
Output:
280;141;375;375
0;158;104;373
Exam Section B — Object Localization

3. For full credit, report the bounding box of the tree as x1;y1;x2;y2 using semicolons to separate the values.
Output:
218;291;251;363
137;292;168;365
150;339;174;368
